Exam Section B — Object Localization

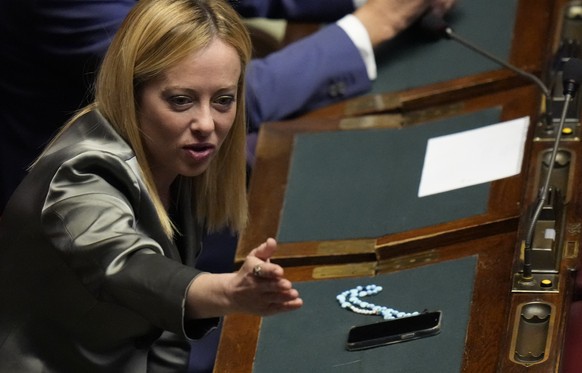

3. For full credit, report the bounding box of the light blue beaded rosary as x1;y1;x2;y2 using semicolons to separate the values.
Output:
336;284;420;320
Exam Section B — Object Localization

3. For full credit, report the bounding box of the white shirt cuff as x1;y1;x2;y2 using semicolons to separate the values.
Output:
337;14;377;80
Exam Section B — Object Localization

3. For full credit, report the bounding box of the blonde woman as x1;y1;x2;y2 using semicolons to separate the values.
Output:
0;0;302;371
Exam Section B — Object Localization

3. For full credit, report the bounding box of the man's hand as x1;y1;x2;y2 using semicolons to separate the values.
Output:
354;0;456;47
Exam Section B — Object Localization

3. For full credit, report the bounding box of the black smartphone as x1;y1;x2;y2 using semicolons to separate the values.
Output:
346;310;442;351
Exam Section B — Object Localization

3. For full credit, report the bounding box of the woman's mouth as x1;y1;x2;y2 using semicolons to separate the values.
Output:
183;143;215;162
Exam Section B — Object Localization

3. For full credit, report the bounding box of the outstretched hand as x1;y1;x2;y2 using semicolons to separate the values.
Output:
229;238;303;316
185;238;302;319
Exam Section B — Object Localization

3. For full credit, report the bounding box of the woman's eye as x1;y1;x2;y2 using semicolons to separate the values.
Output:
214;95;235;109
169;95;192;109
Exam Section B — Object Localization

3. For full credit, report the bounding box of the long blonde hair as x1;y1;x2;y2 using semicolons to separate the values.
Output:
62;0;251;237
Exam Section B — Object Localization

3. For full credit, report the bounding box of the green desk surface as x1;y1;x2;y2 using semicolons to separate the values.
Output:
254;256;477;372
277;108;501;243
372;0;517;93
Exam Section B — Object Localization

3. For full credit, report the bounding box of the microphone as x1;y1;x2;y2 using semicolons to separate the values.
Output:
419;12;564;142
562;57;582;95
419;13;551;99
521;57;582;282
419;14;582;283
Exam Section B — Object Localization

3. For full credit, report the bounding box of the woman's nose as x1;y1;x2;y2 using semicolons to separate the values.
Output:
190;105;215;135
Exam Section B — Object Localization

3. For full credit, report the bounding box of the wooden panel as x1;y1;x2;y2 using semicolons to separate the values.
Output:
216;231;518;372
237;85;540;267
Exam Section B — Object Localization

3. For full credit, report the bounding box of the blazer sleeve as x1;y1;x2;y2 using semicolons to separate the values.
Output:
40;150;208;338
233;0;355;21
246;23;372;131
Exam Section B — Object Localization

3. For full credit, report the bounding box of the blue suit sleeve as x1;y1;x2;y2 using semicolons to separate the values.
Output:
233;0;355;21
245;24;372;131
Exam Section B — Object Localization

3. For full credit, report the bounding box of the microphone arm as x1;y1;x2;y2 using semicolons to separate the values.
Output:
443;29;551;99
420;13;551;99
521;92;572;280
521;57;582;281
421;14;582;285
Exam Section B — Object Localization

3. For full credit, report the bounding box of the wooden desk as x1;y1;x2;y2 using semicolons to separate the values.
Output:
236;86;539;266
234;0;567;266
216;0;582;371
216;85;582;371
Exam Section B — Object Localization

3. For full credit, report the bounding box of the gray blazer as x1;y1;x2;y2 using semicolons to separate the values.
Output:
0;110;217;372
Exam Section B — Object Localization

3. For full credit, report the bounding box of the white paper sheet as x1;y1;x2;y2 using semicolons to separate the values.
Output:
418;116;530;197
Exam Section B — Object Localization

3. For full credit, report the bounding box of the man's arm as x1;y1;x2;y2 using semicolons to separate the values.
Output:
245;23;371;130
